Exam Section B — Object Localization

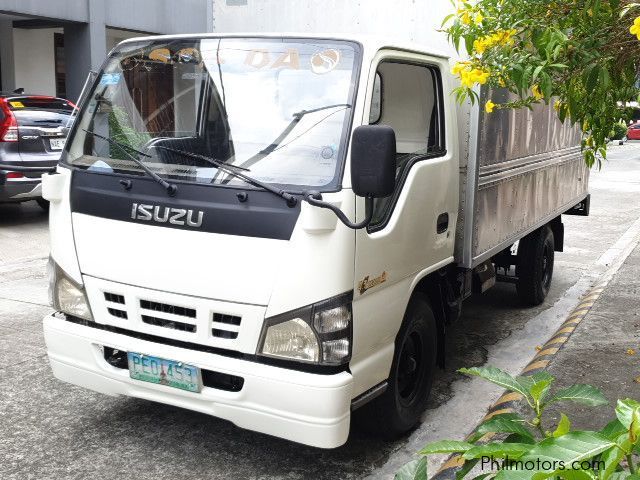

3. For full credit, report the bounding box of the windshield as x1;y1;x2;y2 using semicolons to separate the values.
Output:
66;37;360;191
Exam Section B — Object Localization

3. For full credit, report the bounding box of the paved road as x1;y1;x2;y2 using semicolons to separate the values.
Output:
1;143;640;480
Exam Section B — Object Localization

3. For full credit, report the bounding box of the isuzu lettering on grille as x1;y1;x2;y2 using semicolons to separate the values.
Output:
131;203;204;228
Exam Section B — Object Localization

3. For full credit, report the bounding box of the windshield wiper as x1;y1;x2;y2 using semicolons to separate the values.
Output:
238;103;351;170
151;144;298;208
83;129;178;196
150;145;250;172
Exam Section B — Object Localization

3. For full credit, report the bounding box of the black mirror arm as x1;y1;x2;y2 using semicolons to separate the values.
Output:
303;192;374;230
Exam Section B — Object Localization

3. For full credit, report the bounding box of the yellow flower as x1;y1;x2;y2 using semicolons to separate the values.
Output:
554;100;562;112
459;9;471;25
460;69;475;88
474;12;484;25
498;77;506;87
474;69;490;85
630;17;640;40
474;38;488;55
451;62;467;76
532;84;544;100
485;100;496;113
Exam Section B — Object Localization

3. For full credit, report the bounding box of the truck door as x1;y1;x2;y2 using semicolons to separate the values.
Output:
351;51;458;394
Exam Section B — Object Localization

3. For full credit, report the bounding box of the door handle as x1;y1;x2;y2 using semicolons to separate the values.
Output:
437;213;449;234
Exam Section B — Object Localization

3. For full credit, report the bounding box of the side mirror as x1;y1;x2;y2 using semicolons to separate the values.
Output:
351;125;396;198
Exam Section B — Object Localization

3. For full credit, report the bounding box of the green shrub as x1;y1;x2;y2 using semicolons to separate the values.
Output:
611;123;629;141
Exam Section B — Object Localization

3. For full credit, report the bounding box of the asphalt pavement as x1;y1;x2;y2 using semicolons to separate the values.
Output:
1;142;640;480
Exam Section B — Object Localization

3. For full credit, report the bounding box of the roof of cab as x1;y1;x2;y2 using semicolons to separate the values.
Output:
114;32;452;61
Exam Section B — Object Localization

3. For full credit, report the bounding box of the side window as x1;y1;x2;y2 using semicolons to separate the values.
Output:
368;61;445;230
369;73;382;124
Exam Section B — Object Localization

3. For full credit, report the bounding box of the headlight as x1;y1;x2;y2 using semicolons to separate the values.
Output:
258;292;352;366
49;259;93;321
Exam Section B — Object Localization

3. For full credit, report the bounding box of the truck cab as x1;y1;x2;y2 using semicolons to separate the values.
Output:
42;34;587;448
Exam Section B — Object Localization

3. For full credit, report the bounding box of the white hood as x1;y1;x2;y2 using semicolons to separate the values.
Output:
72;213;288;306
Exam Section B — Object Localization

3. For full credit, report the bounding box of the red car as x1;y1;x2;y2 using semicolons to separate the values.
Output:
627;122;640;140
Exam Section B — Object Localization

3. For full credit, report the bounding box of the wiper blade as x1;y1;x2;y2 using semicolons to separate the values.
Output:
151;145;250;172
239;103;351;170
151;144;298;208
83;129;178;196
292;103;351;119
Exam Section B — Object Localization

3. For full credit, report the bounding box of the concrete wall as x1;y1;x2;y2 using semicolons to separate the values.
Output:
0;0;89;22
0;0;212;32
105;0;213;34
13;28;57;96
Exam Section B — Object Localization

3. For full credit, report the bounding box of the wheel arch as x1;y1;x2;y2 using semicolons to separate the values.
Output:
408;269;452;369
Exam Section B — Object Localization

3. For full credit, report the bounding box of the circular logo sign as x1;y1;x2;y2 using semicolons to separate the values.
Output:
310;49;341;74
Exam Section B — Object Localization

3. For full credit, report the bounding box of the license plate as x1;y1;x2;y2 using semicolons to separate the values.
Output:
49;138;65;150
127;352;202;393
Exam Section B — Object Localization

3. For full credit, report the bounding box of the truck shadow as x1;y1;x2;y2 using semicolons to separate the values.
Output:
0;202;47;228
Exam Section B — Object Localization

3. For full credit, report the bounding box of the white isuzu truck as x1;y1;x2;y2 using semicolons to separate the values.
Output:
41;32;589;448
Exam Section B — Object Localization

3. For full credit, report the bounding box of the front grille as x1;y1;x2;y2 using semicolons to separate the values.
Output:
212;313;242;339
140;300;195;318
212;329;238;339
108;308;128;319
104;292;125;304
213;313;241;326
95;281;249;351
142;315;196;333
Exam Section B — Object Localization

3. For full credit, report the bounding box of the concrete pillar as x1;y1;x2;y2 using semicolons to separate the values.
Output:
64;0;107;102
0;20;16;92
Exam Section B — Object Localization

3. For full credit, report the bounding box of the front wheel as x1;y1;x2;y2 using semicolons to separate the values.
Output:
516;225;555;306
355;294;437;437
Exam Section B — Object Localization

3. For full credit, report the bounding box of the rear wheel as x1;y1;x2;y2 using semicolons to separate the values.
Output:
516;225;555;306
355;294;437;437
36;198;49;211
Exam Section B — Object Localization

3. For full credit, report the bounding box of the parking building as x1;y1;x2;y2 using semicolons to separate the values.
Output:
0;0;213;102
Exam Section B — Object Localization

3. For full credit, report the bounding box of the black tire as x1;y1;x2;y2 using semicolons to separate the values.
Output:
36;198;49;211
355;294;437;438
516;225;555;306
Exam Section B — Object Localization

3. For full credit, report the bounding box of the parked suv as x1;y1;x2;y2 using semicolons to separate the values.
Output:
0;93;74;210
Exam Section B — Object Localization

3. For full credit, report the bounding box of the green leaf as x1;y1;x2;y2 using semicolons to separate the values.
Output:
553;414;571;438
463;443;533;460
600;419;627;441
495;432;615;480
477;414;535;442
532;65;545;84
395;458;428;480
598;68;611;91
556;469;597;480
459;367;530;399
441;13;456;28
547;385;608;407
585;65;601;94
531;380;553;405
419;440;475;455
630;407;640;443
598;433;630;480
456;458;479;480
615;399;640;429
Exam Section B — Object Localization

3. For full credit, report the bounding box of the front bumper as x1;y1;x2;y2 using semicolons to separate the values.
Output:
0;179;42;202
43;314;353;449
